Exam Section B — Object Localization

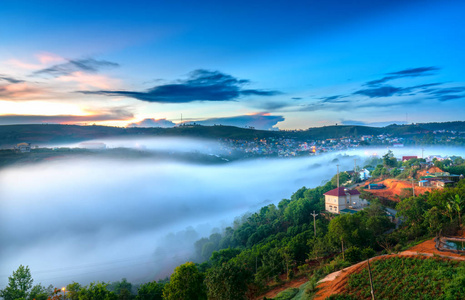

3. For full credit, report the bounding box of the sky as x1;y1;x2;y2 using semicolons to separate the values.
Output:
1;0;464;130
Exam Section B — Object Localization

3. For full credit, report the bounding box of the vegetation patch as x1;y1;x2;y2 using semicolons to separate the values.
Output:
338;256;465;299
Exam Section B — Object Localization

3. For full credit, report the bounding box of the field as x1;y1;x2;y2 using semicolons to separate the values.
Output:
335;256;465;300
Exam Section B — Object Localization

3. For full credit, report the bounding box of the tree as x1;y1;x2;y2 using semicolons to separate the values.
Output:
0;265;34;300
163;262;206;300
451;194;464;227
66;282;82;300
205;262;252;300
28;284;48;300
383;150;397;168
77;282;117;300
135;281;164;300
108;278;132;298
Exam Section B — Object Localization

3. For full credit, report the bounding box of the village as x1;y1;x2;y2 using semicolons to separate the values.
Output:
219;128;464;158
323;154;464;215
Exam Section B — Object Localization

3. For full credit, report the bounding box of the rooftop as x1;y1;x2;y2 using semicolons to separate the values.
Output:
324;187;360;197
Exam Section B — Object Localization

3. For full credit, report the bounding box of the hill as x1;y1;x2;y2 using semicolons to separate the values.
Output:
1;121;464;147
315;252;465;300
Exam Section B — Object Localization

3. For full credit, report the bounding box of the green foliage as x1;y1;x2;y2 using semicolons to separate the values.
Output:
328;210;394;251
272;287;299;300
370;164;388;177
382;150;398;168
210;248;241;266
346;257;465;299
163;262;206;300
27;284;48;300
135;281;164;300
0;265;34;300
66;282;82;300
344;247;362;264
326;294;359;300
205;262;252;300
77;282;117;300
108;278;132;296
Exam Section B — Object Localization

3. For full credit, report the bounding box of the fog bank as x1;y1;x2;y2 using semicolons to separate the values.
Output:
1;142;463;288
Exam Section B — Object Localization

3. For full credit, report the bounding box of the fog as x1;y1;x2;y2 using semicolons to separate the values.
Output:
66;137;227;155
1;140;464;289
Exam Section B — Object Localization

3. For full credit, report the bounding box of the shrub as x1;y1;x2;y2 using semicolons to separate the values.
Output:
345;247;363;264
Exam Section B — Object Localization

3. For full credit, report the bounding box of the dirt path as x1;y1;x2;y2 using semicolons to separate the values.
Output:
256;276;308;299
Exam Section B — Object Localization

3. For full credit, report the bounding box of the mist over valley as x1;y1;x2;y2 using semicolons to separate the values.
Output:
2;136;464;289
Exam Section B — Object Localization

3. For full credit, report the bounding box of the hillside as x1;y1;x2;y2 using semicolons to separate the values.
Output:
314;247;465;299
1;121;464;147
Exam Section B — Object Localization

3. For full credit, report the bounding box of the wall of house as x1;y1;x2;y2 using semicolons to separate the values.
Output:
325;195;347;213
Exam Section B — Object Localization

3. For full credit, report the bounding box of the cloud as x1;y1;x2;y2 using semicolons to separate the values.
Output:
127;118;176;128
57;71;121;89
189;112;284;130
35;52;65;65
0;149;374;286
80;69;281;103
353;85;404;98
254;101;292;110
0;75;24;84
0;109;133;125
319;95;349;103
365;66;440;86
34;58;119;77
423;86;465;102
0;82;44;100
353;83;442;98
341;120;407;127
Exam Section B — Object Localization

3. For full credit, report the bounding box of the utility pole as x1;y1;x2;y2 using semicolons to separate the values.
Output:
422;148;424;159
367;258;376;300
310;210;318;237
354;159;357;172
337;164;340;188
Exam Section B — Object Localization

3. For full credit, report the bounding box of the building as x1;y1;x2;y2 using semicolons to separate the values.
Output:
15;142;31;153
359;169;371;181
402;156;418;162
324;187;363;214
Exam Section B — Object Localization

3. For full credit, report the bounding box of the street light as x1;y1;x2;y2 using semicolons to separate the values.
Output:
62;287;66;300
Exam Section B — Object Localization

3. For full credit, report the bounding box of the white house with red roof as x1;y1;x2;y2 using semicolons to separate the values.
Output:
324;187;362;214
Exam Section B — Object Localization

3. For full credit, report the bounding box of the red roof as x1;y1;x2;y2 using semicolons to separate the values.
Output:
402;156;418;161
324;187;360;196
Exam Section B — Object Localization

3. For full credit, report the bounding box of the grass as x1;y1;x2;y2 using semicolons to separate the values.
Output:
272;288;299;300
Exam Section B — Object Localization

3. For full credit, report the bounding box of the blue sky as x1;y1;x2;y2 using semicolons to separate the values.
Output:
0;0;464;129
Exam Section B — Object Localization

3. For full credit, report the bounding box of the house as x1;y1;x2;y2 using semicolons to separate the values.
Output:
324;187;364;214
359;169;371;181
15;142;31;153
418;180;430;187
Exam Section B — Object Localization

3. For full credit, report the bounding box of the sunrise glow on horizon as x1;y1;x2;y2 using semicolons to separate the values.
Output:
1;0;464;130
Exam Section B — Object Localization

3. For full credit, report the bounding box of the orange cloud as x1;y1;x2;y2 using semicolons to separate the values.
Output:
56;71;121;89
0;82;44;99
35;52;65;64
6;59;43;70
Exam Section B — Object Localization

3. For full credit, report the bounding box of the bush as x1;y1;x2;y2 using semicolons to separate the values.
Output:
362;247;376;259
344;247;362;264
